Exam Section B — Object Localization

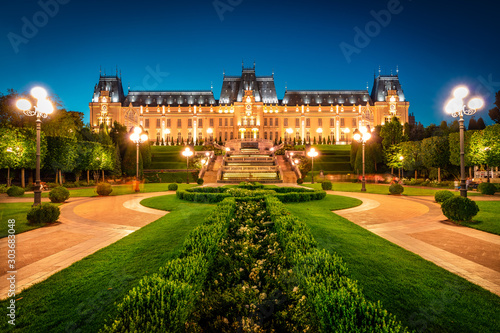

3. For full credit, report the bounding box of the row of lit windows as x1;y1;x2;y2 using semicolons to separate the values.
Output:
142;117;358;129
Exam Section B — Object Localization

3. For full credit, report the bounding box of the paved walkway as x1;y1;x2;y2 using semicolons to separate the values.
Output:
331;191;500;296
0;192;169;299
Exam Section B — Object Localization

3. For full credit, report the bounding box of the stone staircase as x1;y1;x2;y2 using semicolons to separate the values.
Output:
276;156;297;183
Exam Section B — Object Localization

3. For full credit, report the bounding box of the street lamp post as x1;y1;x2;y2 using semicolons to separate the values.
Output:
307;147;318;184
445;86;484;198
130;127;149;192
182;147;193;184
353;126;372;192
399;155;404;179
16;87;54;206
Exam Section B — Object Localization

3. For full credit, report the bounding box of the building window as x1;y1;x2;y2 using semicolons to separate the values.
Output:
145;119;150;128
177;132;182;141
199;119;203;128
167;119;171;127
275;118;279;127
188;132;192;141
224;132;228;140
264;132;268;139
230;132;234;139
264;118;268;126
284;118;288;127
306;132;310;142
156;119;161;128
306;118;310;127
340;118;345;127
230;118;233;126
225;118;228;126
219;118;222;126
330;130;335;142
198;132;202;142
177;119;182;128
295;118;300;127
318;118;322;126
296;131;300;140
210;118;214;127
270;132;273;141
275;132;279;141
352;118;357;127
269;118;273;127
330;118;334;127
188;119;192;127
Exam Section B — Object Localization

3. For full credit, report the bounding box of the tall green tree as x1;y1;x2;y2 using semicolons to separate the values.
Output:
45;136;78;184
400;141;424;179
421;136;450;182
488;91;500;124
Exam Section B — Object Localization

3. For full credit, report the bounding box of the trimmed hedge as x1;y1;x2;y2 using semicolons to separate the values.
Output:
96;182;112;196
27;203;60;224
177;186;326;203
389;183;404;195
434;190;455;204
478;182;497;195
265;196;408;332
49;186;70;203
7;185;25;197
237;181;264;190
441;196;479;222
103;198;235;332
321;180;333;190
167;183;178;191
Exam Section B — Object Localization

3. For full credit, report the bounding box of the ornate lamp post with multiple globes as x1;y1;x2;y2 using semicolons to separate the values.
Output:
16;87;54;206
307;147;319;184
130;127;148;192
353;125;371;192
445;86;484;198
182;147;193;184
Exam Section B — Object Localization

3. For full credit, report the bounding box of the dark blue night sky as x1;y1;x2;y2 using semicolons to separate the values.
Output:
1;0;498;126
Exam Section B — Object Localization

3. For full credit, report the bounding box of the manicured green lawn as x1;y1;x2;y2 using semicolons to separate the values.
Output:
464;201;500;235
303;182;482;196
21;183;196;198
285;195;500;333
0;195;214;332
0;203;46;237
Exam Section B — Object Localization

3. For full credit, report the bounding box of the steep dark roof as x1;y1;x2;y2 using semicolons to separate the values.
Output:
219;67;278;104
370;75;406;102
92;75;125;103
282;90;371;106
123;91;216;107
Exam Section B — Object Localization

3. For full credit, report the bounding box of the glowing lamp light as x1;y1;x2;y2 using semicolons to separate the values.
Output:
316;128;323;133
353;132;361;141
38;99;54;114
286;128;293;134
16;99;32;111
140;134;148;142
134;126;142;134
344;128;350;133
453;86;469;99
164;128;171;134
468;98;484;110
362;132;371;141
360;126;368;134
130;133;139;141
294;159;299;164
207;128;213;134
225;147;230;152
445;98;463;114
31;86;48;100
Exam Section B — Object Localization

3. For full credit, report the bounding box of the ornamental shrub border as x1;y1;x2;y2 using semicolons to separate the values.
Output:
176;186;326;203
103;198;236;332
265;196;408;332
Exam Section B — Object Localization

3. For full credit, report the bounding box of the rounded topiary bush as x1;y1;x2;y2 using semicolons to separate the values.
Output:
49;186;70;203
175;178;183;184
7;185;25;197
297;178;304;184
389;183;404;195
96;182;113;196
434;190;455;204
197;178;204;185
168;183;178;191
321;181;332;191
441;196;479;222
27;203;60;224
478;182;497;195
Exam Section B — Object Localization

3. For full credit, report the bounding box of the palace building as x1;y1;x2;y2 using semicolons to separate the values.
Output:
89;64;409;144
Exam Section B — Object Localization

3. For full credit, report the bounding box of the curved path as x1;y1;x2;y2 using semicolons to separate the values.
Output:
331;191;500;296
0;192;169;298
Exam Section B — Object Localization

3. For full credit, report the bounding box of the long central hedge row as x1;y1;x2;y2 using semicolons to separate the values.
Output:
102;194;408;332
176;186;327;203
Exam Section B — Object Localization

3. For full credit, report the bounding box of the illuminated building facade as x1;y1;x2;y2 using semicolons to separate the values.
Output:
89;64;409;143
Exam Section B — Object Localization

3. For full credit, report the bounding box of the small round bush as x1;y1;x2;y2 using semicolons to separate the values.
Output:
478;182;497;195
96;182;113;196
297;178;304;184
49;186;70;203
168;183;178;191
27;203;60;224
197;178;204;185
321;181;332;191
434;190;455;204
389;183;404;195
7;185;25;197
441;196;479;222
